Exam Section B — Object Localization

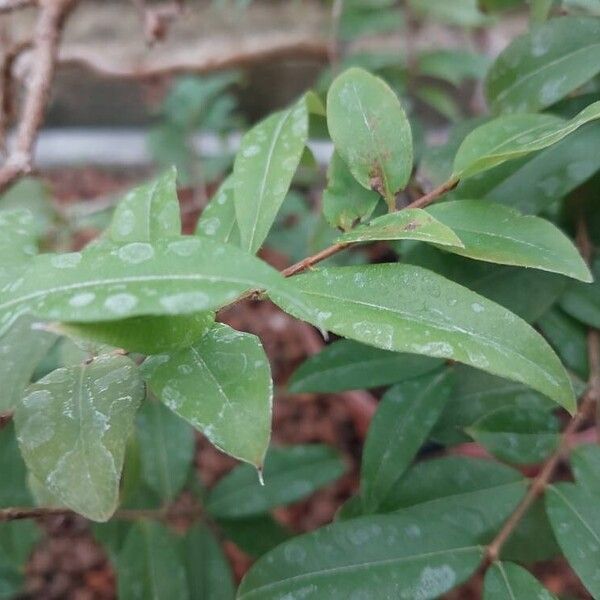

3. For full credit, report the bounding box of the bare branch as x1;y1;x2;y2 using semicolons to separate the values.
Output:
0;0;75;194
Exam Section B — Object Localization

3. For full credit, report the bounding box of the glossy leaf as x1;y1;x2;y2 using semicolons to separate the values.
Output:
108;168;181;243
426;200;592;281
143;323;272;468
571;444;600;497
238;512;482;600
289;339;443;393
432;366;554;446
271;264;575;411
361;370;454;512
483;562;557;599
546;483;600;598
59;312;215;355
182;524;235;600
0;315;55;412
234;97;308;253
136;399;195;502
453;101;600;178
322;152;380;231
485;16;600;114
466;406;560;465
560;258;600;327
206;445;346;518
117;521;189;600
195;175;240;245
14;355;144;521
327;68;412;209
338;208;464;248
0;237;287;332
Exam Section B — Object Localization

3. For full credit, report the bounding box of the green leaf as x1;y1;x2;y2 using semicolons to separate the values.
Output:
206;445;346;518
271;264;575;411
0;237;287;331
338;208;464;248
108;168;181;243
195;175;240;245
322;152;380;232
485;16;600;114
136;398;195;502
361;370;454;512
117;521;189;600
58;312;215;355
571;444;600;497
0;521;40;599
453;101;600;178
560;258;600;327
466;406;560;465
546;483;600;598
432;365;554;446
143;323;272;468
14;355;144;521
418;50;490;86
181;524;235;600
409;0;488;25
237;512;483;600
0;177;54;238
0;315;55;412
289;339;443;393
234;97;308;253
0;209;39;265
483;562;558;599
217;515;291;558
327;68;412;209
426;200;592;282
537;308;589;378
0;422;33;507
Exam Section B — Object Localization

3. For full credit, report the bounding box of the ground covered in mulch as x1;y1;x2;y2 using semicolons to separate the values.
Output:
17;169;592;599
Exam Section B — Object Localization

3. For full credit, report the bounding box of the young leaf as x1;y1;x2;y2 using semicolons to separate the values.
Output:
560;258;600;327
485;16;600;114
453;101;600;179
327;67;413;209
59;312;215;355
546;484;600;598
322;151;380;231
14;355;144;521
0;237;285;332
270;264;575;411
195;175;240;245
234;96;308;253
432;365;554;446
466;406;560;465
142;323;272;468
0;315;55;412
337;208;464;248
361;369;454;512
289;339;443;393
108;168;181;242
117;521;189;600
237;512;483;600
181;524;235;600
426;200;592;282
206;445;346;518
136;399;195;502
483;562;558;599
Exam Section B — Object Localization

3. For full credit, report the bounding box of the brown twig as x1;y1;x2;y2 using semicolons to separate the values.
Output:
0;0;75;194
131;0;184;46
404;177;459;209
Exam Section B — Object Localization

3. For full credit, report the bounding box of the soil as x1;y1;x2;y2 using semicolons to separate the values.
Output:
12;169;592;599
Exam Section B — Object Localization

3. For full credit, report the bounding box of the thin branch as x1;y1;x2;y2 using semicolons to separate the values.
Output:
281;242;350;278
404;177;459;209
131;0;184;46
0;0;75;194
0;0;36;13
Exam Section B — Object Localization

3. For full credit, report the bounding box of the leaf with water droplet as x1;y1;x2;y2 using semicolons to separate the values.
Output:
206;445;346;519
453;101;600;179
195;175;240;245
486;16;600;114
13;355;144;521
143;323;272;468
327;67;413;209
426;200;592;281
270;263;575;411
